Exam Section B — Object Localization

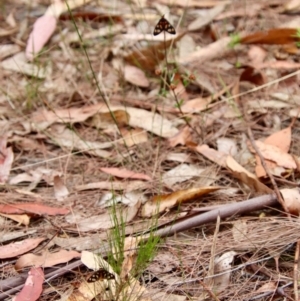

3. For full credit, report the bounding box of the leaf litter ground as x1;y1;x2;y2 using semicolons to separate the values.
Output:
1;0;300;300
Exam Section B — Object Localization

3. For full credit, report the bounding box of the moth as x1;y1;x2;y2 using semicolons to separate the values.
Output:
153;15;176;36
87;268;115;283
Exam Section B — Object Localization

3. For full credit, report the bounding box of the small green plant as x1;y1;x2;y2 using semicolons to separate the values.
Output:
294;28;300;48
175;98;184;109
235;61;242;68
228;33;241;48
108;192;160;277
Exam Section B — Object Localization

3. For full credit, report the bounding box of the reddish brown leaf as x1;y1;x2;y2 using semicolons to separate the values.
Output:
240;66;266;86
0;203;70;216
59;12;123;23
124;32;185;72
0;237;46;259
14;267;44;301
241;28;298;45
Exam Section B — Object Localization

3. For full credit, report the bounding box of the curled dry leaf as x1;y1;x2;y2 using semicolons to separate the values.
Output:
226;156;273;194
15;250;80;270
0;203;69;216
13;267;44;301
124;65;150;88
212;251;237;294
100;167;152;181
0;237;46;259
141;186;220;217
280;188;300;215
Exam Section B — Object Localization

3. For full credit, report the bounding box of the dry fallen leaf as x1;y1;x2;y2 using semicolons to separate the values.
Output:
281;188;300;215
124;65;150;88
0;203;69;216
250;140;296;169
193;144;227;167
15;249;80;270
48;124;112;159
254;126;292;178
26;15;57;61
162;164;204;188
0;237;46;259
241;28;299;45
0;213;30;226
74;202;140;232
81;251;117;274
12;267;44;301
212;251;237;294
0;44;20;60
141;186;220;217
119;128;148;147
1;52;51;78
0;230;37;244
226;156;273;194
124;32;186;72
32;105;178;138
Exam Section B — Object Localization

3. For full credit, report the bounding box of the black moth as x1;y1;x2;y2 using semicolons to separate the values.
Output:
87;268;115;283
153;15;176;36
